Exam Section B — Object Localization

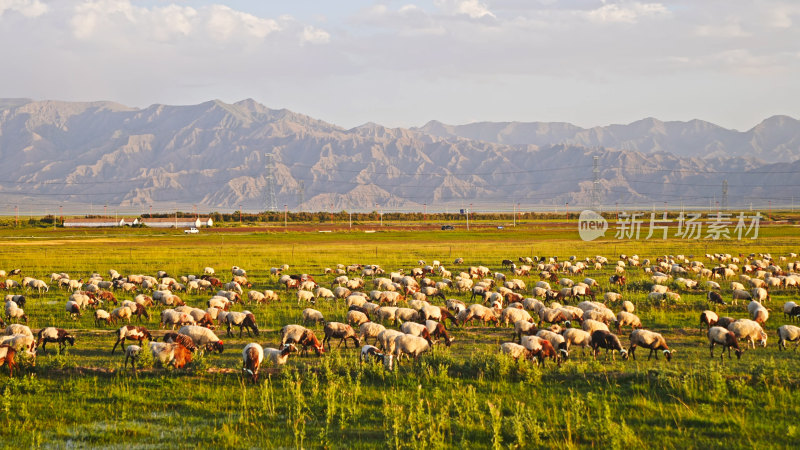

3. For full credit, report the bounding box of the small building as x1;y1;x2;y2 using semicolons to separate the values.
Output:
63;217;137;228
141;217;213;228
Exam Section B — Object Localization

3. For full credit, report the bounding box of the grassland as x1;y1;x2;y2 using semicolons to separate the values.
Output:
0;223;799;448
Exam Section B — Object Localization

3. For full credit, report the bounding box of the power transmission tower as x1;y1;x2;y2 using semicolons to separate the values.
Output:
297;180;305;211
264;152;278;212
721;179;728;210
591;155;600;210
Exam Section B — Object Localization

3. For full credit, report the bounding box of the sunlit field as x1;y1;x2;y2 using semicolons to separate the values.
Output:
0;219;798;448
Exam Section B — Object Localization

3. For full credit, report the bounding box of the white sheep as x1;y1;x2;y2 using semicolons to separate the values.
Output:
777;325;800;351
582;319;610;335
615;311;642;333
629;329;673;361
302;308;325;325
376;329;404;354
499;342;531;361
263;344;297;367
124;345;141;371
359;322;386;345
747;300;769;324
708;326;742;360
296;290;315;305
728;319;767;348
4;301;27;323
393;334;430;363
561;328;592;356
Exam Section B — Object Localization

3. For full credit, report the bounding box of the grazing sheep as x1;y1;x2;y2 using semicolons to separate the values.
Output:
728;319;767;348
346;310;370;327
375;306;398;324
784;302;798;321
4;301;27;323
359;322;387;345
65;300;81;319
500;307;533;327
700;310;719;330
302;308;325;325
0;345;19;377
400;322;435;346
149;341;193;369
499;342;531;361
263;344;297;367
124;345;141;372
323;322;360;349
111;326;152;354
561;328;592;356
514;320;539;343
0;334;35;353
747;301;770;324
36;327;75;354
160;309;195;330
520;335;558;366
242;343;264;382
629;329;673;361
280;325;324;356
615;311;642;333
360;345;393;370
393;334;430;363
777;325;800;351
590;330;628;361
463;304;499;327
178;326;224;354
716;316;736;329
376;329;405;354
220;311;259;337
395;307;420;324
538;307;568;327
708;326;742;360
536;329;569;360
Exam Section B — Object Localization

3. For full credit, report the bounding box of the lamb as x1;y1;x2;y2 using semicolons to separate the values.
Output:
124;345;141;372
280;325;324;356
603;292;623;304
360;344;393;370
731;289;752;305
296;290;315;305
111;326;152;354
220;311;259;337
728;319;767;348
463;304;499;327
590;330;628;361
777;325;800;351
263;344;297;367
751;287;770;303
65;300;81;319
708;326;742;360
3;295;25;308
629;329;673;361
375;306;398;324
359;322;387;345
149;341;193;369
393;334;430;364
178;325;224;353
302;308;325;325
538;307;568;327
36;327;75;354
323;322;360;349
747;300;769;324
499;342;532;361
615;311;642;333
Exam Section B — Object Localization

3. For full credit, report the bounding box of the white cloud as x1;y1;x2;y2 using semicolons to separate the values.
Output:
586;2;669;24
0;0;47;18
301;25;330;44
695;19;750;38
435;0;495;19
205;5;280;40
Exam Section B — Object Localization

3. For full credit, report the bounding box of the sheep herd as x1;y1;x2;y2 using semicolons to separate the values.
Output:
0;250;798;379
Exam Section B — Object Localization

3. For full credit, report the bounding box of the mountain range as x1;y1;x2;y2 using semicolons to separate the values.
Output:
0;98;797;212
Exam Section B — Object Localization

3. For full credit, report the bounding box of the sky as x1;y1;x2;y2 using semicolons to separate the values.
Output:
0;0;798;131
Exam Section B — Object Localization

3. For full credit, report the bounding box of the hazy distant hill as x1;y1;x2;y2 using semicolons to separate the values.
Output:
416;116;800;163
0;98;794;212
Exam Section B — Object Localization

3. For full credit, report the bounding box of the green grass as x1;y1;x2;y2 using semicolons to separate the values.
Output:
0;225;798;448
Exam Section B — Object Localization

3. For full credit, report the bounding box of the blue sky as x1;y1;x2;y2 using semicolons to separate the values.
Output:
1;0;798;130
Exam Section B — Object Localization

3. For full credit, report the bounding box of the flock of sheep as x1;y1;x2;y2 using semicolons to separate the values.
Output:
0;250;799;379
